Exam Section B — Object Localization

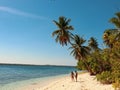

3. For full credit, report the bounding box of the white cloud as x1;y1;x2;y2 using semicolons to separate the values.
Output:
0;6;47;20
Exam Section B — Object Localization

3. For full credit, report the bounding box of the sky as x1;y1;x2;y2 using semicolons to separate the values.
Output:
0;0;119;66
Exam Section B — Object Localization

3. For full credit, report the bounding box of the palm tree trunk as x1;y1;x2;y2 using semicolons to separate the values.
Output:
81;58;94;75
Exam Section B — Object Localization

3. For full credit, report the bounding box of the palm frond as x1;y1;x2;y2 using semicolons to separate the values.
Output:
116;12;120;20
53;20;61;29
65;26;74;30
88;37;99;51
52;30;60;37
52;16;74;46
110;17;120;28
55;35;60;43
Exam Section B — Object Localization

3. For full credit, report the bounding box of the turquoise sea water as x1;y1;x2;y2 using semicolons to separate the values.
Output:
0;64;77;90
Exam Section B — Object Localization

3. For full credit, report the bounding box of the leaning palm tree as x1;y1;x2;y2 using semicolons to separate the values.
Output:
69;35;93;74
88;37;99;52
109;12;120;29
103;30;111;48
103;12;120;48
69;35;90;60
52;16;74;46
88;37;104;74
103;29;120;49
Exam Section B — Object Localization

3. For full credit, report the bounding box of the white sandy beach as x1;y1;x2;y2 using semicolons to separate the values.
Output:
19;72;114;90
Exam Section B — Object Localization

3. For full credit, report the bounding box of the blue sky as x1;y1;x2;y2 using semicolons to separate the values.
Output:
0;0;119;66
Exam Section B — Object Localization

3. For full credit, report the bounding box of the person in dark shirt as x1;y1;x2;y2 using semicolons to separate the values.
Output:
75;71;78;82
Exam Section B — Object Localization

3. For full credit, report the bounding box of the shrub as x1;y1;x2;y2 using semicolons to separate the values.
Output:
112;65;120;90
77;60;86;70
112;78;120;90
96;71;113;84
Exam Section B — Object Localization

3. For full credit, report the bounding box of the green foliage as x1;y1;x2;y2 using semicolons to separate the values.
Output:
96;71;113;84
87;56;101;74
52;11;120;89
109;12;120;28
88;37;99;52
111;60;120;90
52;16;74;46
69;35;90;60
112;79;120;90
77;60;86;70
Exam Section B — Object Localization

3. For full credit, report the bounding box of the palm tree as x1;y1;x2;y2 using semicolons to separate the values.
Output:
103;29;120;49
88;37;104;74
69;35;93;74
103;12;120;48
109;12;120;29
69;35;90;60
88;37;99;52
52;16;74;46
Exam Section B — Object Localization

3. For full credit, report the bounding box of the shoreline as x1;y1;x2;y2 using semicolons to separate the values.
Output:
17;72;114;90
0;74;69;90
0;72;114;90
17;74;68;90
0;64;77;90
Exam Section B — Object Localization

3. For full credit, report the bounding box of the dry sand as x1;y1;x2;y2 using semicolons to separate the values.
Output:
21;72;114;90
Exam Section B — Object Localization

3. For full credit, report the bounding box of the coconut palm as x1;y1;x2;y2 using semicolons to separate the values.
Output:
52;16;74;46
103;29;120;48
69;35;94;74
88;37;104;74
88;37;99;52
103;12;120;48
110;12;120;40
69;35;90;60
109;12;120;29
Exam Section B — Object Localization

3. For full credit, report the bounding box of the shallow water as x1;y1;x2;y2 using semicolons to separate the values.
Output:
0;64;77;90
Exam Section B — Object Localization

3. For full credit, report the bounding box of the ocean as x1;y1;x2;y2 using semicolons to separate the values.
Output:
0;64;77;90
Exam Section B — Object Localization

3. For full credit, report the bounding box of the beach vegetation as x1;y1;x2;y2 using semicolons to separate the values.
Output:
52;11;120;89
96;71;113;84
69;35;95;75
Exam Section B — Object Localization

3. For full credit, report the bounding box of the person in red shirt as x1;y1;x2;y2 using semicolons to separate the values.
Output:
71;71;74;81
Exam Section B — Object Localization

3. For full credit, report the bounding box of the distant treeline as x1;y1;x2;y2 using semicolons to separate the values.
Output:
0;63;75;67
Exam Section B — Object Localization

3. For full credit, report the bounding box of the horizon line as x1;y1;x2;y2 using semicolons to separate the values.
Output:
0;63;76;67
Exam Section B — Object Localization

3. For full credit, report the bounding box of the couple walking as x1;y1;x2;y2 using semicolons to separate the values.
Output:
71;71;78;82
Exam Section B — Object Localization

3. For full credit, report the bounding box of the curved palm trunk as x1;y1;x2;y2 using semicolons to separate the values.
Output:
84;61;94;75
81;57;94;75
